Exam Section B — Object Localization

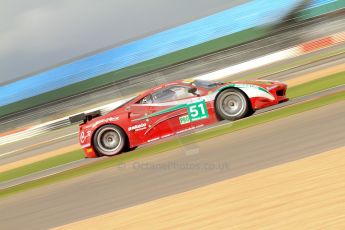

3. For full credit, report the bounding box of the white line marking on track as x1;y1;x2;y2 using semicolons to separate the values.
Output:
0;159;87;190
0;132;78;158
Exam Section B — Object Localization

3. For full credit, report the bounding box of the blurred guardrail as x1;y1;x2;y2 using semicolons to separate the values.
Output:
2;0;344;118
1;31;344;146
0;98;132;146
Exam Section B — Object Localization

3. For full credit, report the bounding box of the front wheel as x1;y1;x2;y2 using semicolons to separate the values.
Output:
93;125;126;156
215;88;249;121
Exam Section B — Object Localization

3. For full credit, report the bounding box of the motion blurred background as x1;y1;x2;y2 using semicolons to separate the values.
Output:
1;0;343;132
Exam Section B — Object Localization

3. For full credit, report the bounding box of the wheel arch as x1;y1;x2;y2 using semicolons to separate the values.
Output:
214;86;253;116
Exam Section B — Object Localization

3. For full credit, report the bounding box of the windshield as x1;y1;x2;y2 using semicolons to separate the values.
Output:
193;80;223;89
109;96;138;112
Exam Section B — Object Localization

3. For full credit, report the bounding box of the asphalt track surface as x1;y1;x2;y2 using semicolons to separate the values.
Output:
1;49;345;167
1;101;344;229
1;14;345;132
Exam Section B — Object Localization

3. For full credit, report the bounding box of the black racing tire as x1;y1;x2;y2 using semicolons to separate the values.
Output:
215;88;249;121
93;124;126;156
123;146;137;153
246;107;255;117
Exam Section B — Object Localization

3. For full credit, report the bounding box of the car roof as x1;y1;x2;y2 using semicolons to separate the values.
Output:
150;79;193;91
132;79;195;102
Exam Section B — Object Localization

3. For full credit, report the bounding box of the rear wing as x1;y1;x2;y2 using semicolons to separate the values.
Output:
69;110;102;124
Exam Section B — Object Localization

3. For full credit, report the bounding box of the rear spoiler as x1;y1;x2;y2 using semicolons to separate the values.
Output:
69;110;102;124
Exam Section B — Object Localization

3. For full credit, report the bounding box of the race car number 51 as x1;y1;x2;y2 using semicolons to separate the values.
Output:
187;100;209;122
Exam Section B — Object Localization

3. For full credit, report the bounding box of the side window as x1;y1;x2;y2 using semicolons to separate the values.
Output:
169;86;193;100
139;95;153;104
152;86;194;103
152;88;177;103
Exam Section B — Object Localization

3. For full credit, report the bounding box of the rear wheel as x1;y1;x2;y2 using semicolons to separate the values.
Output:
93;125;126;156
215;88;249;121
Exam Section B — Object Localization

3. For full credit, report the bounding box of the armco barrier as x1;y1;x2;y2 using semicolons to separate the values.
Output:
0;98;132;146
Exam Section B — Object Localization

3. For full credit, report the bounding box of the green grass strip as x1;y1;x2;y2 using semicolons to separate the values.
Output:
0;150;84;183
287;71;345;98
1;71;344;185
1;90;344;198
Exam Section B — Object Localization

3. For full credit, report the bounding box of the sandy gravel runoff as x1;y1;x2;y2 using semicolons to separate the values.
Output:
285;63;345;87
56;146;345;230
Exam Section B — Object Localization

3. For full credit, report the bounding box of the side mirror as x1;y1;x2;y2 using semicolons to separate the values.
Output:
188;87;199;96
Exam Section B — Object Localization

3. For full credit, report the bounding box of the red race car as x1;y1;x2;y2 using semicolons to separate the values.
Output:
70;79;288;158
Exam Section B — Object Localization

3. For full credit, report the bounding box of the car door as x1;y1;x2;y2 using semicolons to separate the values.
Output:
127;94;156;144
145;85;210;138
129;85;212;143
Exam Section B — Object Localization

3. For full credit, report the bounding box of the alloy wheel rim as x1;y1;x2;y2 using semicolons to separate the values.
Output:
220;92;245;117
97;127;122;154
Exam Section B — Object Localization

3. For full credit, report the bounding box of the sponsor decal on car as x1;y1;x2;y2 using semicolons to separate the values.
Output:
187;100;209;122
92;116;119;128
179;115;190;125
161;133;174;138
80;130;91;144
147;137;160;143
128;123;147;131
